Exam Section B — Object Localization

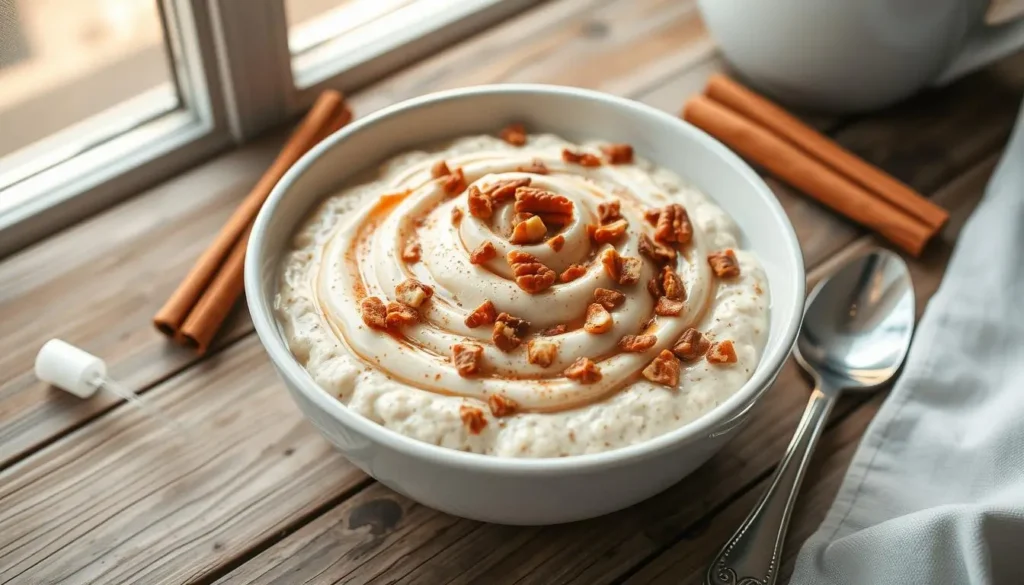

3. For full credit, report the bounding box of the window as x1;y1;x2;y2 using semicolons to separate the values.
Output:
0;0;227;256
0;0;538;256
285;0;498;89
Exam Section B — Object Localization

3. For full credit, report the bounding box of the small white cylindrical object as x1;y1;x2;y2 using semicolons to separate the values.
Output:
35;339;107;398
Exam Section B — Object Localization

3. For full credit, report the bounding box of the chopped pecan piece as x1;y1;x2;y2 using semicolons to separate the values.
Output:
618;334;657;352
401;242;422;263
469;241;497;264
510;215;548;245
514;187;573;220
584;303;613;334
672;327;710;361
564;357;602;384
484;177;531;203
708;249;741;278
431;160;450;178
360;297;387;330
707;340;738;364
451;206;463;223
512;211;534;227
488;394;519;417
661;266;686;301
547;234;565;251
499;122;527;146
465;300;497;328
442;167;466;195
385;301;419;328
452;343;484;377
517;160;549;174
395;278;433;308
459;405;488;434
601;249;642;285
642;350;680;387
647;276;662;298
559;263;587;283
654;296;685;316
507;250;556;293
492;312;530;351
653;204;693;245
589;219;628;244
467;185;493;219
597;199;622;223
600;143;634;164
594;287;625;310
638;233;676;265
643;208;661;226
540;324;567;336
527;338;559;367
562;148;602;167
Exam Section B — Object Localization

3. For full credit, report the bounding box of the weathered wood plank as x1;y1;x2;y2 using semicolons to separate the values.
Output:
0;131;287;465
621;392;886;585
214;149;1001;585
0;334;368;585
347;0;706;114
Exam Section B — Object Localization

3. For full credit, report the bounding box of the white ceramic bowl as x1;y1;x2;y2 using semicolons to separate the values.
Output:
245;85;804;525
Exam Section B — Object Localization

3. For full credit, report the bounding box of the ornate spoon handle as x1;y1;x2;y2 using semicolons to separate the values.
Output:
705;386;836;585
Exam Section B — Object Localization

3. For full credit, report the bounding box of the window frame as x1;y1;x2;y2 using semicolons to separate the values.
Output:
209;0;544;139
0;0;543;257
0;0;231;257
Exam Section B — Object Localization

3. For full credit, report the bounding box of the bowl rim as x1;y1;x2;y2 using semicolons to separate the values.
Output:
245;83;805;475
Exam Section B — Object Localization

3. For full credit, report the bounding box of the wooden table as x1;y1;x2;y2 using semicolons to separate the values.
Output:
2;1;1022;583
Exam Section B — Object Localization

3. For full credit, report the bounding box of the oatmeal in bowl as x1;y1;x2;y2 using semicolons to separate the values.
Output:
277;129;770;458
246;85;803;523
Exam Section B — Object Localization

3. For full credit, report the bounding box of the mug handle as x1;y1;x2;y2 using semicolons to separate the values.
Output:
933;11;1024;86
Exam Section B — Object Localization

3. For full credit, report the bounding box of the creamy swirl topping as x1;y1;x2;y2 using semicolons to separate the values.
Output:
312;137;727;414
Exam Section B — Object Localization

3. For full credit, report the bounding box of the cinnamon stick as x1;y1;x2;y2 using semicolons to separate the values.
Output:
705;74;948;230
154;90;347;340
683;95;933;256
179;228;250;353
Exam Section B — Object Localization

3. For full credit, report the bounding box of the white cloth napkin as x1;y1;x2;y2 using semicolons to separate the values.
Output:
789;99;1024;584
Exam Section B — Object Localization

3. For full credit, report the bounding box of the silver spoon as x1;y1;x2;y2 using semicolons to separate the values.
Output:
706;248;915;585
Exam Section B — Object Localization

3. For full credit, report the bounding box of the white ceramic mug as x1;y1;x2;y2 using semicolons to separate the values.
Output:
697;0;1024;112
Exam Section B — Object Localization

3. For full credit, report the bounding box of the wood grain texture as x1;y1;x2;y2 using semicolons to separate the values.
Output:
0;130;289;465
0;335;368;585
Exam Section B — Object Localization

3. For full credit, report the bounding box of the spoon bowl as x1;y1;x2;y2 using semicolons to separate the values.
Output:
795;250;916;390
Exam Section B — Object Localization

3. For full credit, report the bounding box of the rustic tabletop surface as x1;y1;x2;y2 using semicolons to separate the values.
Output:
2;1;1023;583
